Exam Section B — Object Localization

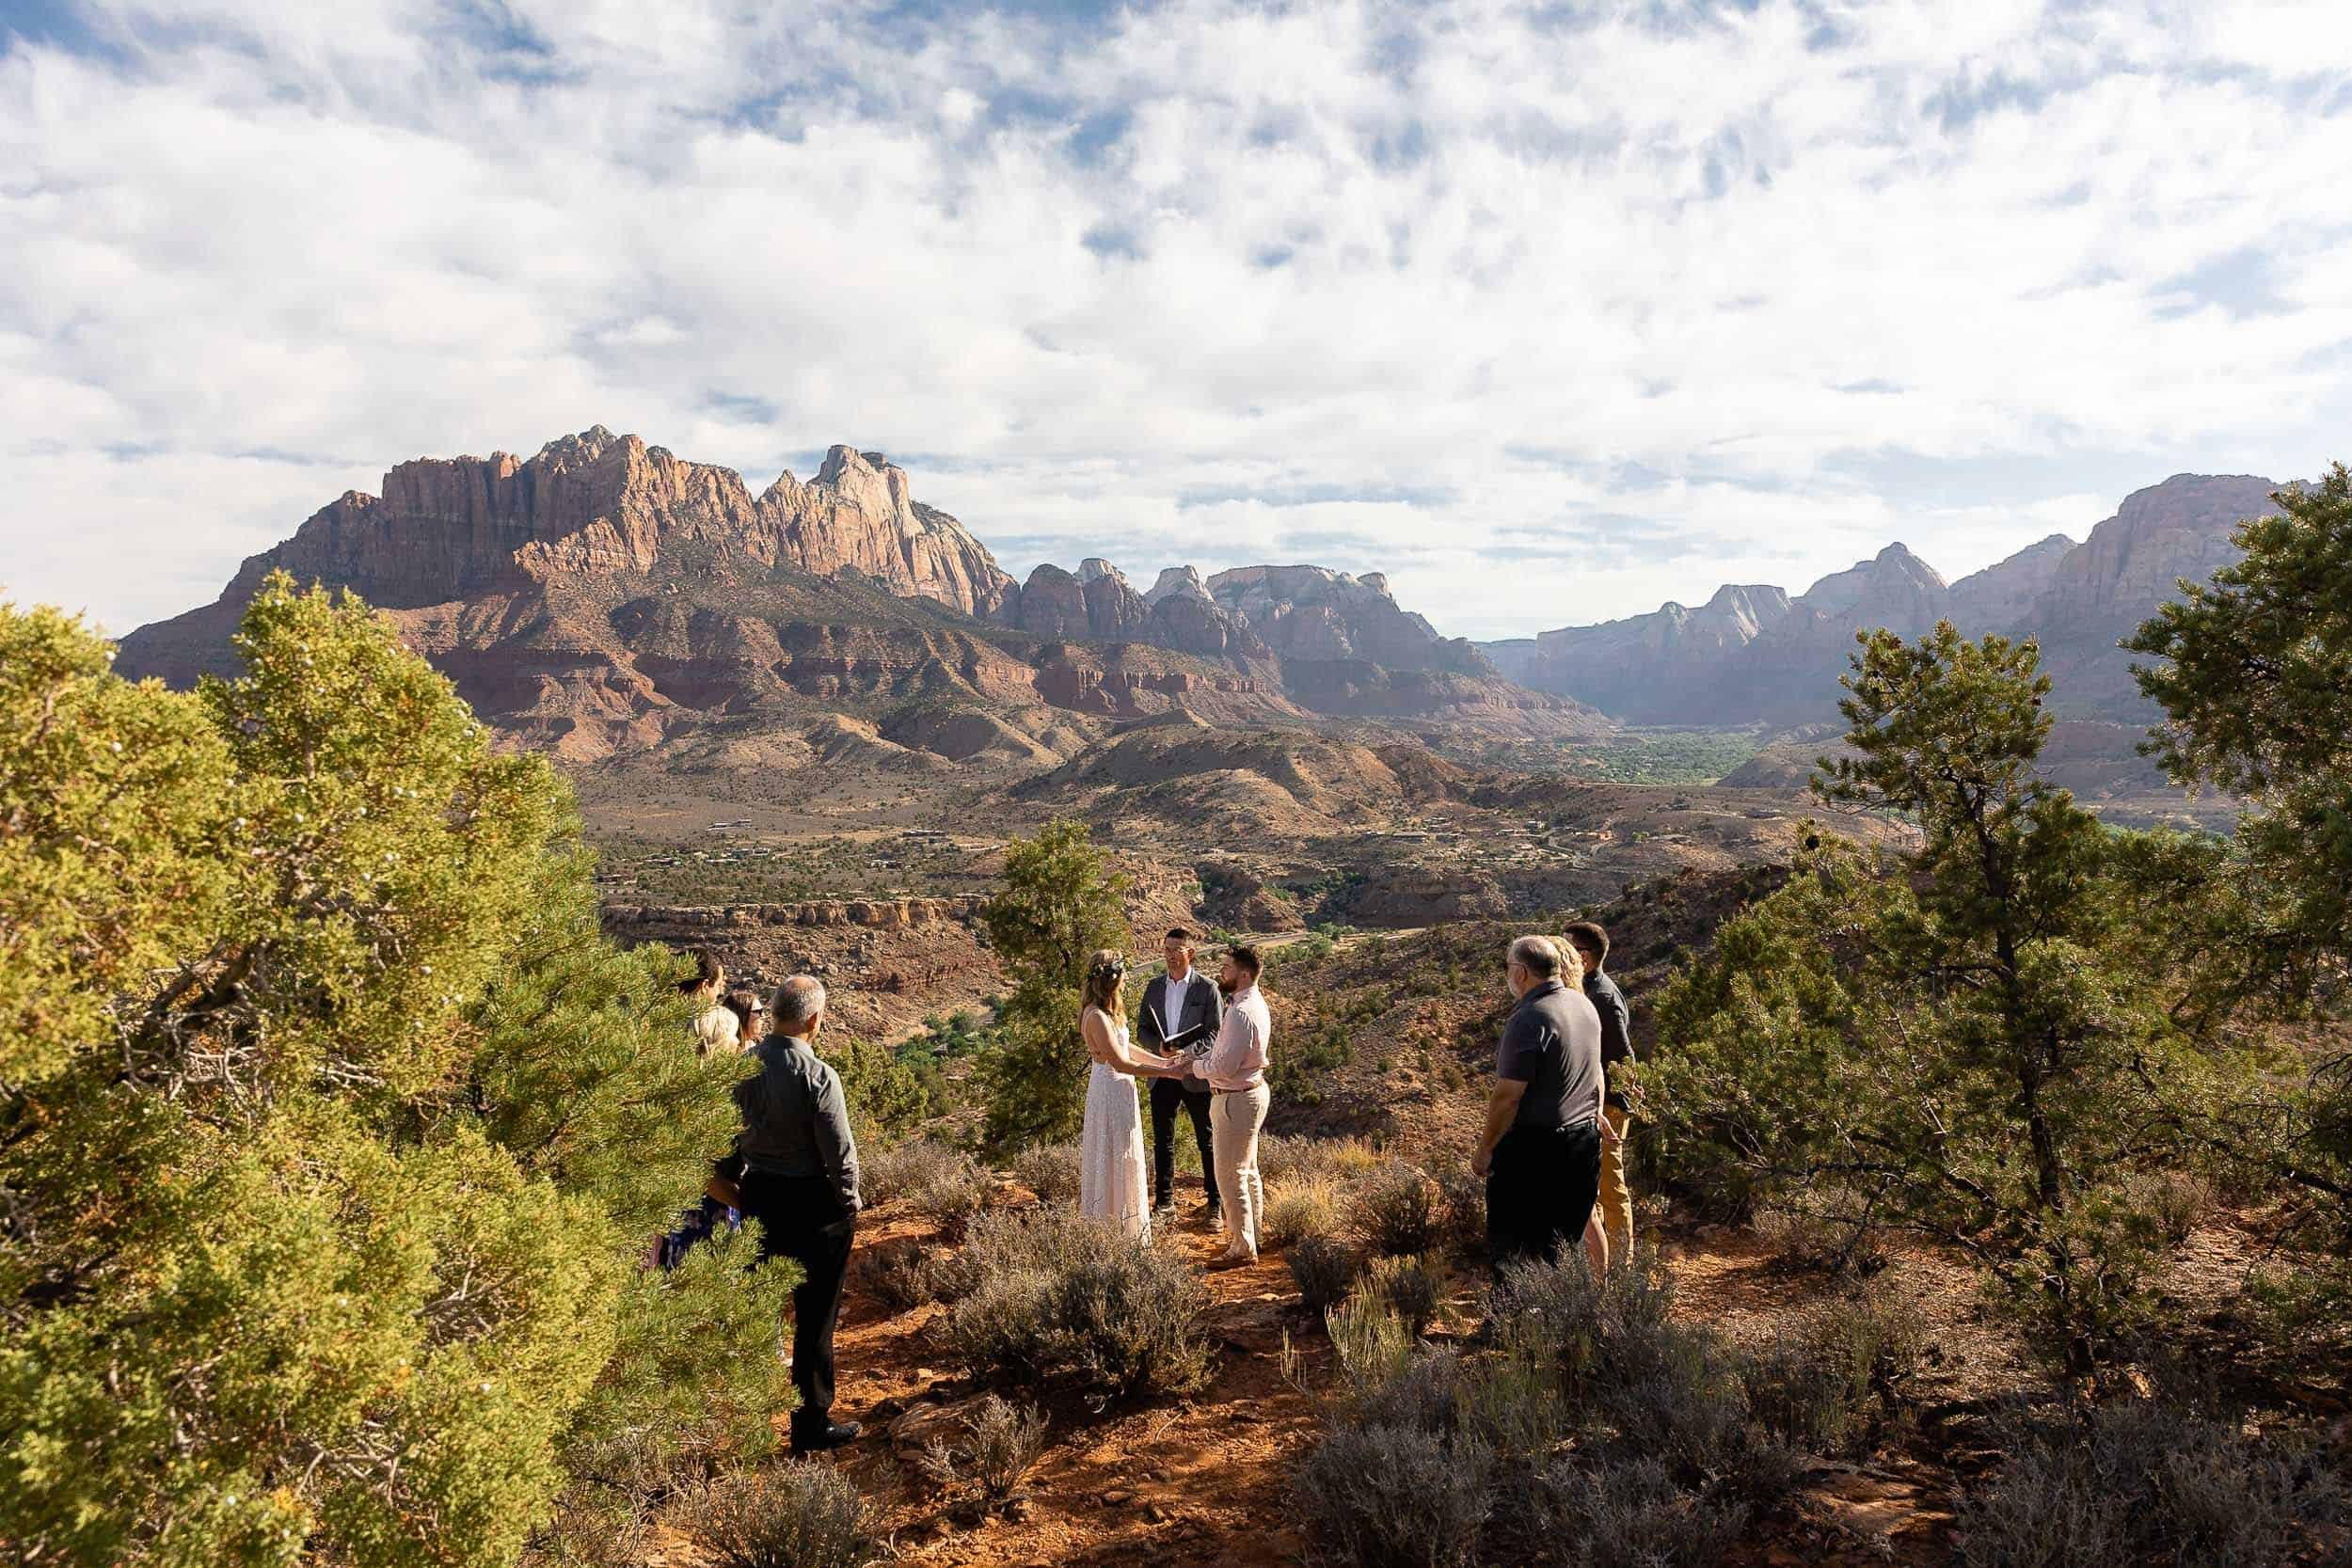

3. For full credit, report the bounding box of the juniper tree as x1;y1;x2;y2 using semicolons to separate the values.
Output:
1650;626;2254;1376
2128;465;2352;1323
0;576;795;1567
977;819;1130;1153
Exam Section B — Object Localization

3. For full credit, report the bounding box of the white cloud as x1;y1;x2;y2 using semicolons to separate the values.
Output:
1;0;2347;640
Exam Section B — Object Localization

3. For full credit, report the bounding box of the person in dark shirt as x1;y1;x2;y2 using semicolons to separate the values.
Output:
1565;920;1636;1260
1137;927;1225;1220
1473;935;1607;1276
734;974;862;1453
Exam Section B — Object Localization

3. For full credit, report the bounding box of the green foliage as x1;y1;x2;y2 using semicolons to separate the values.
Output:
0;603;230;1089
2128;466;2352;1330
1651;625;2260;1376
976;819;1130;1153
1569;727;1765;785
829;1030;938;1147
0;578;794;1567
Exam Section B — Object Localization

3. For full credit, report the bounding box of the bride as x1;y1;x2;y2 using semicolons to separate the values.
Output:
1077;950;1184;1238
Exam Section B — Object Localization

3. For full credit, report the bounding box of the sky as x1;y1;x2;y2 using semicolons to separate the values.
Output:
4;0;2349;643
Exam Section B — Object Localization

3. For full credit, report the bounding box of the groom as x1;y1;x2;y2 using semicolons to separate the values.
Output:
1137;927;1225;1222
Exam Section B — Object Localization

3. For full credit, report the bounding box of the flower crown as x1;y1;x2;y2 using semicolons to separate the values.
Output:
1087;954;1128;984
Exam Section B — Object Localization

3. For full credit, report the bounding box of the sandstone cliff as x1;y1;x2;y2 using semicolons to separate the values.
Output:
1206;564;1495;676
1947;533;2075;627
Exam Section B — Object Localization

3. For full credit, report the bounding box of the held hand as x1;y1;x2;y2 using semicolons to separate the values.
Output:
1470;1146;1492;1179
1600;1116;1623;1149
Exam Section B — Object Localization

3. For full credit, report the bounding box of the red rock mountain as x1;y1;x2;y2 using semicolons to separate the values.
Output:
117;426;1599;760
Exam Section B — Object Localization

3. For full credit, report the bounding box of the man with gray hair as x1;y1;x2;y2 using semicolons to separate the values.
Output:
734;974;862;1453
1473;935;1606;1275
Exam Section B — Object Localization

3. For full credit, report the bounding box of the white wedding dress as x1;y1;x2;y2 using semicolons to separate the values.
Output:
1078;1015;1152;1240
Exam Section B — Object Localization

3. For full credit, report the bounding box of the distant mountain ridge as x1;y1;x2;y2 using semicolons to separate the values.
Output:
1478;473;2285;726
117;425;1602;761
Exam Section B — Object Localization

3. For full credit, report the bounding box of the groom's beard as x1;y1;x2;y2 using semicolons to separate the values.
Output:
1216;977;1237;998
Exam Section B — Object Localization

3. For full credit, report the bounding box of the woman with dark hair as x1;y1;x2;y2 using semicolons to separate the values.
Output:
679;948;739;1055
1075;949;1183;1238
722;988;764;1048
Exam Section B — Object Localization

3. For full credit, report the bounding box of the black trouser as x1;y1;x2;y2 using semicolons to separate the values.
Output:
1486;1120;1602;1275
738;1170;857;1438
1151;1075;1219;1211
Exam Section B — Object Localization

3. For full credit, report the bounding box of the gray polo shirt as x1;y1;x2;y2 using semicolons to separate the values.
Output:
734;1034;862;1211
1494;978;1603;1132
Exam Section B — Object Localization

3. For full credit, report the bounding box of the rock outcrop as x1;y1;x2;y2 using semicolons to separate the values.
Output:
2029;473;2282;714
1947;533;2075;626
1206;564;1494;675
116;424;1604;758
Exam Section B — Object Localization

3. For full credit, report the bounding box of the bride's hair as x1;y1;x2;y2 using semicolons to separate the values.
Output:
1081;948;1127;1014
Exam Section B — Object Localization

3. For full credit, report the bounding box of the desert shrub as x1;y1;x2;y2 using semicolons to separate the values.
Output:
1751;1182;1887;1275
1009;1141;1080;1205
1493;1255;1798;1499
1351;1162;1447;1258
860;1137;969;1207
2129;1168;2215;1250
1434;1164;1486;1260
944;1211;1213;1402
1361;1251;1448;1338
683;1463;886;1568
1265;1180;1344;1249
909;1158;991;1239
1743;1286;1923;1456
1326;1294;1416;1405
917;1394;1048;1517
1343;1345;1470;1433
1290;1234;1361;1315
866;1242;953;1312
1294;1423;1493;1568
1524;1456;1748;1568
1457;1345;1567;1459
1956;1400;2347;1568
1262;1134;1382;1187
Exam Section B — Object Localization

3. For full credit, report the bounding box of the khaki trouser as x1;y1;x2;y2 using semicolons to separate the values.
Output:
1210;1084;1270;1259
1598;1103;1634;1259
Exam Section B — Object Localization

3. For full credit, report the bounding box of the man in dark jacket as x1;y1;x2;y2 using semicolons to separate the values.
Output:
734;974;861;1453
1565;920;1635;1260
1137;927;1225;1220
1473;935;1605;1275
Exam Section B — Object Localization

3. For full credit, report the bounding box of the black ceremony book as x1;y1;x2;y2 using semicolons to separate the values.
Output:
1158;1021;1216;1053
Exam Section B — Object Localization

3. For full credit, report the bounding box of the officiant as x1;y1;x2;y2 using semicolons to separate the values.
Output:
1138;926;1225;1222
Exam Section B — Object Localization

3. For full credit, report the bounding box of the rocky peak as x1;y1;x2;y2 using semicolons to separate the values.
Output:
1077;558;1126;587
2035;473;2279;630
1791;543;1949;641
1359;572;1391;597
1206;564;1492;676
1144;565;1211;605
1948;533;2076;628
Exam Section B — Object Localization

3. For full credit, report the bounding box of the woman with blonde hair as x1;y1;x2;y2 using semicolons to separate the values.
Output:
1076;949;1184;1238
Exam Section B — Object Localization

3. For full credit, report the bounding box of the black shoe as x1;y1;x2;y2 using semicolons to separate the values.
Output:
1203;1205;1223;1227
1154;1196;1177;1214
791;1419;860;1454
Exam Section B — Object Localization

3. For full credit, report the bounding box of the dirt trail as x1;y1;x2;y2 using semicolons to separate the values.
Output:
829;1190;1326;1566
788;1181;2001;1568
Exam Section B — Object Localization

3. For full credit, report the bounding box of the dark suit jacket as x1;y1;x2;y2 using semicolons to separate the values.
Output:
1136;971;1224;1087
